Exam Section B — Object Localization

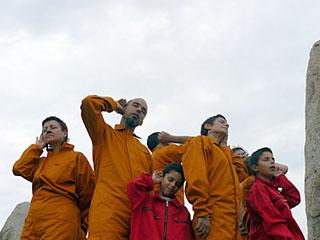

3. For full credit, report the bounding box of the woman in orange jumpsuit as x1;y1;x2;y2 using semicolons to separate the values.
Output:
13;116;95;240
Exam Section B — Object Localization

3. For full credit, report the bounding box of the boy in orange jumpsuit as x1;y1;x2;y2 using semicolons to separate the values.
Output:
81;95;151;240
182;114;249;239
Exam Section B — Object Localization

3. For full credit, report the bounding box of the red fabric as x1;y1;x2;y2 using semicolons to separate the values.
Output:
246;175;304;240
151;138;193;204
127;174;194;240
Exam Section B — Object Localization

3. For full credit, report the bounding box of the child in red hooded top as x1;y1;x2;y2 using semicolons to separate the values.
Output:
127;162;194;240
246;147;304;240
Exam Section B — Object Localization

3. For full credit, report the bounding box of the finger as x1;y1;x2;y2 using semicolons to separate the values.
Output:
200;227;208;239
195;222;200;231
158;132;164;139
119;99;127;106
40;133;45;140
199;224;205;234
204;226;210;238
195;222;203;232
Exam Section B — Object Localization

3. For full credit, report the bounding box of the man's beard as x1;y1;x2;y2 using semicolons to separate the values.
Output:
126;116;139;128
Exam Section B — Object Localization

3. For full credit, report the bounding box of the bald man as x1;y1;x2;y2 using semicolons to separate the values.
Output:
81;95;151;240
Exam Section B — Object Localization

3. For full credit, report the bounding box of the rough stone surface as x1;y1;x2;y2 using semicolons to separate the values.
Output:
305;40;320;240
0;202;29;240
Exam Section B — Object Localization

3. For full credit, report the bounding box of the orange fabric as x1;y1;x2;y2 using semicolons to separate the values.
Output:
239;234;249;240
81;95;152;240
13;143;95;240
241;175;255;233
151;138;192;204
182;136;248;240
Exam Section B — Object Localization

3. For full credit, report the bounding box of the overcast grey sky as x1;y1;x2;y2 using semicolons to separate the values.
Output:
1;0;319;235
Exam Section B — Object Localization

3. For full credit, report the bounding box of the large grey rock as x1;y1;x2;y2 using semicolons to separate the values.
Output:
0;202;29;240
305;40;320;240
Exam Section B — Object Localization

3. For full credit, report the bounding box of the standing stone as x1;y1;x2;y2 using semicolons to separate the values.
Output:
0;202;29;240
305;40;320;240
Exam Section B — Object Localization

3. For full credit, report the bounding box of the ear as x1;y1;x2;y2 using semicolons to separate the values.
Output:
159;171;164;182
251;164;259;174
204;123;212;130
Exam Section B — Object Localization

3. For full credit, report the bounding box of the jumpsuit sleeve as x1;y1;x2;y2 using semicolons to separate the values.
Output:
241;176;254;231
271;174;301;208
231;151;249;183
182;137;212;217
12;144;44;182
80;95;118;146
247;184;295;240
75;153;96;236
127;174;153;212
152;137;193;171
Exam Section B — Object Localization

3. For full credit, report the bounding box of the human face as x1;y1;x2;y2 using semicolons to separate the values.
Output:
42;120;67;146
206;117;229;135
253;151;276;181
159;171;183;198
123;98;147;127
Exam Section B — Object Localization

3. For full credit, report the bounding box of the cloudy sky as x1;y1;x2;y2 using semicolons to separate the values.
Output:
1;0;319;236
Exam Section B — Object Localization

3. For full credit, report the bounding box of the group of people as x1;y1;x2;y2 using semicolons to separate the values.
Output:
13;94;304;240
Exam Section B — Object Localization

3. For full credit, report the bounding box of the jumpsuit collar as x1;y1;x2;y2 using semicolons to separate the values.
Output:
114;124;141;139
47;142;74;153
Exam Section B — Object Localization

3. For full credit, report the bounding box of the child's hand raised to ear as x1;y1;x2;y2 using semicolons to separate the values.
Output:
152;170;163;184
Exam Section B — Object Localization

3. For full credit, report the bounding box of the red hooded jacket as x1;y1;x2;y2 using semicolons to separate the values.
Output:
246;174;304;240
127;174;194;240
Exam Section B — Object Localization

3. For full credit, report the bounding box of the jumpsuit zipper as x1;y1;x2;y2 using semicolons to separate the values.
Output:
164;201;169;240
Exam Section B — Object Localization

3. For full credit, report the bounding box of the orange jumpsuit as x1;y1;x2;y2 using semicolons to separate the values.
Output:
182;136;249;240
12;143;95;240
81;95;152;240
151;138;192;204
241;175;255;236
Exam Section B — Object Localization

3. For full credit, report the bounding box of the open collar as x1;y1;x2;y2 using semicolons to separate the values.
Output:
114;124;141;139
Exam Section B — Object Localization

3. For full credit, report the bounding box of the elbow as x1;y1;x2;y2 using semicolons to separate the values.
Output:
81;96;91;110
291;198;301;208
12;165;21;176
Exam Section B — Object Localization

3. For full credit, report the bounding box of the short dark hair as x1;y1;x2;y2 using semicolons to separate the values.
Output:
42;116;69;142
163;162;185;183
249;147;273;176
243;156;253;175
200;114;226;136
232;147;244;152
147;132;160;152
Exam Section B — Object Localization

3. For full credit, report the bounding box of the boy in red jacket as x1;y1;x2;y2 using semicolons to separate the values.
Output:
127;162;194;240
246;147;304;240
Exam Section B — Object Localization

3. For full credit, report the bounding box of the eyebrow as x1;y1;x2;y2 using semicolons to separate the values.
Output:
133;101;147;113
